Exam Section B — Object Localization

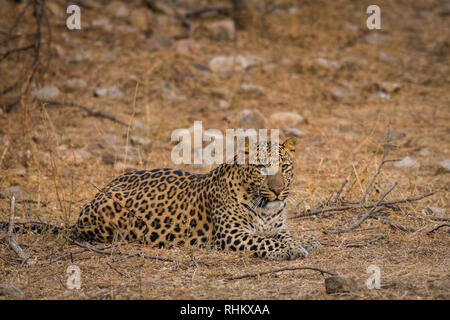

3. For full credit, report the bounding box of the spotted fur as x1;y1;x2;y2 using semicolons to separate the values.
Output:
70;137;319;260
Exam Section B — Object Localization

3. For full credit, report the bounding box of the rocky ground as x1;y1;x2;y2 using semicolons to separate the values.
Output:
0;0;449;299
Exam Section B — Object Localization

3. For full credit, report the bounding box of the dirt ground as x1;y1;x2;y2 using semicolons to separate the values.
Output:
0;0;449;300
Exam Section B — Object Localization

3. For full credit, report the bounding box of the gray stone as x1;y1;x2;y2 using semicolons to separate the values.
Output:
218;99;230;109
204;19;236;41
94;86;124;98
425;207;446;215
240;109;267;130
325;276;359;294
238;83;264;97
64;78;87;89
314;58;340;69
378;51;395;63
210;87;231;99
0;284;25;298
394;156;419;169
269;112;306;128
114;162;137;172
0;186;23;200
175;39;199;55
370;92;390;100
439;159;450;171
33;86;60;101
283;127;305;138
106;1;129;18
209;55;264;74
364;33;391;44
129;9;148;30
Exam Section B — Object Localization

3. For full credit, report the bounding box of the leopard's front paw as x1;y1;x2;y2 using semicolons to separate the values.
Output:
266;241;309;261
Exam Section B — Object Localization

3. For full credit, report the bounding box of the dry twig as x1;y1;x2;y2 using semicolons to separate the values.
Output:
226;266;335;280
327;182;398;234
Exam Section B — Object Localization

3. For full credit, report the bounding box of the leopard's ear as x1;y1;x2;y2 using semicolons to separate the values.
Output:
282;137;297;157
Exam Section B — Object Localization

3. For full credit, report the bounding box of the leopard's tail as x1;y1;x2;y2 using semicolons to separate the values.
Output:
0;221;68;236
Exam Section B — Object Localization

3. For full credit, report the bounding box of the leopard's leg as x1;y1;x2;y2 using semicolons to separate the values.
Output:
273;229;322;253
215;229;309;260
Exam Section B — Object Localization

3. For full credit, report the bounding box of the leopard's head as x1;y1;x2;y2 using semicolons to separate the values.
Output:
233;137;297;208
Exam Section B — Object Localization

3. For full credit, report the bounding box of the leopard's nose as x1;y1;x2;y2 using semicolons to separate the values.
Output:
270;187;284;195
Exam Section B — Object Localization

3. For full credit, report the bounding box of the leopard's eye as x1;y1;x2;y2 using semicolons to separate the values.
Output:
257;165;269;175
282;164;290;171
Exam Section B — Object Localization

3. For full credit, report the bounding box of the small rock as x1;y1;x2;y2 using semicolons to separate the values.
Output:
0;284;25;298
10;166;27;176
418;148;430;156
329;87;349;101
240;109;267;130
209;55;264;74
175;39;199;55
378;51;395;63
283;127;305;138
379;81;401;93
103;133;119;146
64;78;87;90
132;120;148;131
370;92;390;100
439;159;450;171
389;129;407;141
269;112;306;128
106;1;129;18
33;86;60;101
0;186;22;201
101;53;117;62
314;58;340;69
94;86;124;98
130;135;152;150
394;156;419;169
129;9;148;30
147;36;173;50
204;19;236;41
218;99;230;109
325;276;359;294
238;83;264;97
424;207;446;215
141;278;165;287
68;54;90;63
69;149;91;164
210;87;230;99
114;162;137;172
91;18;113;31
364;33;391;45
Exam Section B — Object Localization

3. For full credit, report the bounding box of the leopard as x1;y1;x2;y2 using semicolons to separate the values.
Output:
2;137;320;260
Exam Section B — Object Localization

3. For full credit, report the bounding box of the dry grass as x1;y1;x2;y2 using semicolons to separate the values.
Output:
0;0;449;299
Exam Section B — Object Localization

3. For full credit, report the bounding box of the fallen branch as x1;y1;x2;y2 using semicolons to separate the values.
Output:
327;182;398;234
0;196;36;266
43;100;128;126
226;266;335;280
106;261;131;278
289;191;434;219
426;224;450;235
343;235;384;248
374;216;417;232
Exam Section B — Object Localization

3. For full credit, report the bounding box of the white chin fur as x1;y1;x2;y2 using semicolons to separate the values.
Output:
263;200;286;214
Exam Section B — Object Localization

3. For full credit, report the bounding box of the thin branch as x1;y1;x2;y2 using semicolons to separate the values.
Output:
106;261;131;278
226;266;336;280
43;100;128;126
1;196;36;266
427;224;450;235
290;191;434;219
328;182;398;234
344;235;384;248
360;121;393;206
